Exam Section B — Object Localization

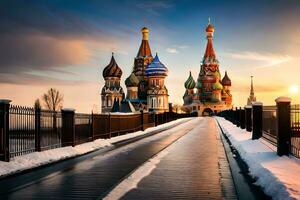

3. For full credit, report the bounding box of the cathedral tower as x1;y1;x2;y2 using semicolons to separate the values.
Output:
182;19;233;115
145;53;169;113
101;53;124;113
133;27;153;100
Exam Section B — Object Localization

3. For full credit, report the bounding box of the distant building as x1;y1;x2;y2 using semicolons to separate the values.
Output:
124;27;169;113
247;76;256;105
101;53;124;113
182;19;233;115
101;27;170;113
145;53;169;113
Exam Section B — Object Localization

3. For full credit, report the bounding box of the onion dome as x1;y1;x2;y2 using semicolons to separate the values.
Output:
206;17;215;33
206;24;214;33
145;53;168;77
102;53;122;78
184;71;196;89
213;81;223;90
222;71;231;86
125;73;139;87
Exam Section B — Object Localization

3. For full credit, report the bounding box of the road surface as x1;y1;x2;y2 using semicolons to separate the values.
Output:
0;117;242;199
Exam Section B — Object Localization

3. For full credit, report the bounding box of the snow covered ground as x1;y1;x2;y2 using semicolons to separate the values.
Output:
215;117;300;200
0;118;191;178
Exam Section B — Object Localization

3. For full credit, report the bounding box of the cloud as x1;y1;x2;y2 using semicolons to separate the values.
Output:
166;48;179;54
174;45;189;49
136;1;174;15
0;34;90;73
225;51;293;70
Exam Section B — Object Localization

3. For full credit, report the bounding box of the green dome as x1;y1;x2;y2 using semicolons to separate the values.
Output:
213;81;223;90
125;73;139;87
184;71;196;89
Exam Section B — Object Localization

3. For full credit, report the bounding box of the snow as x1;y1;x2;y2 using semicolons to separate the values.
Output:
215;117;300;200
0;118;191;178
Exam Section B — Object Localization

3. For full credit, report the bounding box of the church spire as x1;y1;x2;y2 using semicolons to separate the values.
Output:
203;18;216;61
137;27;152;58
250;76;254;95
247;76;257;105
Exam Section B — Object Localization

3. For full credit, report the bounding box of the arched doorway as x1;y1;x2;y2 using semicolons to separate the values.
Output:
202;108;214;116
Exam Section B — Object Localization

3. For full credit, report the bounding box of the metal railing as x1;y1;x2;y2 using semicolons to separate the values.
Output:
1;102;197;161
262;106;277;146
291;104;300;158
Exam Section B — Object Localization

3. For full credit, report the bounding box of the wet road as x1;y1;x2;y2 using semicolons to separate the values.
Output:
0;118;199;200
120;117;237;200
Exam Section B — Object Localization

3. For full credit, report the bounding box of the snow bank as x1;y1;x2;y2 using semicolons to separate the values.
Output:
0;118;191;178
215;117;300;200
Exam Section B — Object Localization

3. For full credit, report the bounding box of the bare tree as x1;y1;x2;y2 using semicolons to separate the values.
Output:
42;88;63;111
34;98;41;110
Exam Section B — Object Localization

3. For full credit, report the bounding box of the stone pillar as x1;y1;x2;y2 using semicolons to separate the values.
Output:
252;102;263;140
0;99;11;162
275;97;292;156
245;105;252;132
61;108;75;147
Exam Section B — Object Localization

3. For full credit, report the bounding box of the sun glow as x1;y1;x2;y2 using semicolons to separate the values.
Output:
289;85;299;95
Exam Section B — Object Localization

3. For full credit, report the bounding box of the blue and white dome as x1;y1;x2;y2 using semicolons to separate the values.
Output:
145;53;168;77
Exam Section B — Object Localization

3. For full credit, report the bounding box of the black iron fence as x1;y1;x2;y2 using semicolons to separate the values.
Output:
291;105;300;158
218;98;300;158
0;101;197;162
262;106;277;146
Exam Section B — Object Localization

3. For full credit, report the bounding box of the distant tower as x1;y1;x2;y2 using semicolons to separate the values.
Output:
101;53;124;113
247;76;256;105
221;71;232;105
133;27;153;100
197;18;223;102
146;53;169;113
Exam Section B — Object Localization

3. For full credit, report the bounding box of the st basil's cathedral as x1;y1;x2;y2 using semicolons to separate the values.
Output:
182;20;233;115
101;27;169;113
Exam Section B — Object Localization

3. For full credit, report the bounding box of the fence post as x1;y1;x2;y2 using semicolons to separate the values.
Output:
275;97;291;156
236;108;240;127
0;99;11;162
240;107;245;129
245;105;252;132
140;110;144;131
35;108;41;152
252;102;263;139
61;108;75;147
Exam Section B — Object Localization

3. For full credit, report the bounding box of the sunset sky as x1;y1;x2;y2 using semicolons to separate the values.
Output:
1;0;300;112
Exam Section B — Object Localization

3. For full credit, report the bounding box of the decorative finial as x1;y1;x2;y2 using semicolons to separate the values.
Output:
155;52;158;56
112;52;114;56
208;17;211;24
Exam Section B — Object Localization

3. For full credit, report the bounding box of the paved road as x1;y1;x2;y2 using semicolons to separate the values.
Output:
120;117;237;200
0;118;200;200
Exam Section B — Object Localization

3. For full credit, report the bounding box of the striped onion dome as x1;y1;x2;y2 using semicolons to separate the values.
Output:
184;71;196;89
145;53;168;77
102;53;122;78
222;71;231;86
125;73;139;87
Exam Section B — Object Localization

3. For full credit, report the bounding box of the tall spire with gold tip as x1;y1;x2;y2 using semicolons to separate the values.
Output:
132;26;154;100
247;76;256;105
